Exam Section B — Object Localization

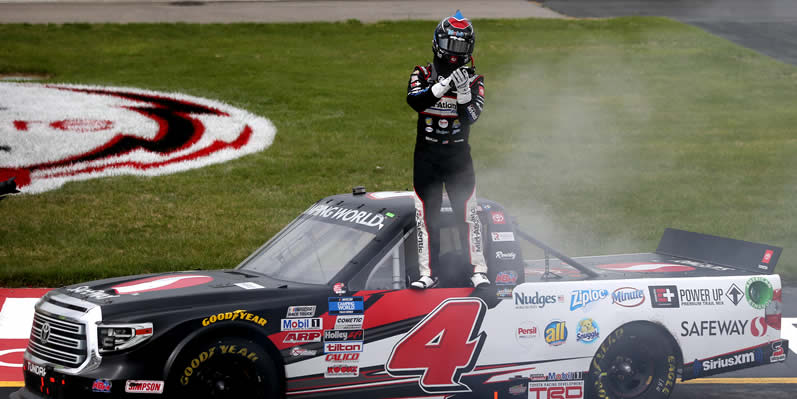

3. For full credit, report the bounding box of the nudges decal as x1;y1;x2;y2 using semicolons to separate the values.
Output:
0;83;276;193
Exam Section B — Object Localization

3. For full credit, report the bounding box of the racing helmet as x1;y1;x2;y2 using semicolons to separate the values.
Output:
433;10;475;72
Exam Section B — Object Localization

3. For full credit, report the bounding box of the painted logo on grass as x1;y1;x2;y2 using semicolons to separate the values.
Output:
0;83;277;193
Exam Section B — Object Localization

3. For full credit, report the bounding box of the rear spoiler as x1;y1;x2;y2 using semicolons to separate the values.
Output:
655;228;782;274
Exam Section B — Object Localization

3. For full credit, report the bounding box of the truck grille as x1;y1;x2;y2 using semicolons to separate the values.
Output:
28;311;87;368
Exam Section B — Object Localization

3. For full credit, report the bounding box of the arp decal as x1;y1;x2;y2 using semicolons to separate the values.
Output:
386;298;487;393
0;83;276;193
112;275;213;294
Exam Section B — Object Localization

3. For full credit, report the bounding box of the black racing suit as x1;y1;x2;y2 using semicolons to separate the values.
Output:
406;63;487;280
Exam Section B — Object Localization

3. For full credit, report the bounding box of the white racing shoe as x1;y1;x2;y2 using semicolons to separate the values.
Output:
410;275;438;289
471;272;490;288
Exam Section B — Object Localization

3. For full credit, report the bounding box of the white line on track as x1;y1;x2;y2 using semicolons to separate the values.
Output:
0;298;39;339
782;318;797;355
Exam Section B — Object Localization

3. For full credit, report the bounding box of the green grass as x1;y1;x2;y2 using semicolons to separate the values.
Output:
1;17;796;286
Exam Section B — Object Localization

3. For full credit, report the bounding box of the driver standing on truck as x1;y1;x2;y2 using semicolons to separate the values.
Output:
406;10;489;289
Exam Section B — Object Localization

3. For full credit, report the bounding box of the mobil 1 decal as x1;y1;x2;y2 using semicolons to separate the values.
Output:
386;297;487;393
0;83;276;193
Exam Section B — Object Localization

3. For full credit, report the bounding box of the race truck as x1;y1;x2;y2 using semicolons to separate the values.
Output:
13;189;788;399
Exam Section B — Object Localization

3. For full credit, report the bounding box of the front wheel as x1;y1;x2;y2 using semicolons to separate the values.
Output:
587;323;678;399
168;336;281;398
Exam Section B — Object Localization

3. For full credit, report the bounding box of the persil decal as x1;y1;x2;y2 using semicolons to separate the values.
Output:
0;83;276;194
111;275;213;294
304;204;385;230
125;380;164;394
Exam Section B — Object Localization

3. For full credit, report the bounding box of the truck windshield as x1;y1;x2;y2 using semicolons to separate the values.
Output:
237;216;376;284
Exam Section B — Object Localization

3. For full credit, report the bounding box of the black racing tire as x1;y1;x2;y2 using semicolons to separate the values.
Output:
168;336;281;399
586;323;678;399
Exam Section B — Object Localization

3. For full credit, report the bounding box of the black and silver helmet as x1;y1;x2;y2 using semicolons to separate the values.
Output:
433;10;475;71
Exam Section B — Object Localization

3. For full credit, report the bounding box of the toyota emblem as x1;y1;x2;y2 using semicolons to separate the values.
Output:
40;322;51;344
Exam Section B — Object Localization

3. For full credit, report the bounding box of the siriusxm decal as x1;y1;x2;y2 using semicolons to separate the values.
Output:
570;289;609;311
328;297;364;315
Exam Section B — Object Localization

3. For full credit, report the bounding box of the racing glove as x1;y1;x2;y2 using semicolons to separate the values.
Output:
452;67;471;104
431;74;454;98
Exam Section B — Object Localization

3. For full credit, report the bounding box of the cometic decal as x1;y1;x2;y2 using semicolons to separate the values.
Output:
0;83;276;194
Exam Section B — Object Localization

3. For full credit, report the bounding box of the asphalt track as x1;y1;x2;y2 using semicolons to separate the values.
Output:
1;0;796;397
544;0;797;66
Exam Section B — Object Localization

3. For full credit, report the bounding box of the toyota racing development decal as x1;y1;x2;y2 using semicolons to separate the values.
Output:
0;83;276;193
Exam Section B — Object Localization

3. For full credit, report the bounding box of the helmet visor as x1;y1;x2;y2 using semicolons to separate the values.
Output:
437;36;473;55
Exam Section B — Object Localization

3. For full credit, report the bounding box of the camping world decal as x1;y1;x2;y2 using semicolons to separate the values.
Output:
0;83;276;193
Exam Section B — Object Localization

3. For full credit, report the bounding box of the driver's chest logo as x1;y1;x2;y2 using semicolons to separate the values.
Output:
0;83;276;193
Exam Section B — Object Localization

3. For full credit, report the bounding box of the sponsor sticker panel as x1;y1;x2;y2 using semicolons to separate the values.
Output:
528;380;584;399
328;297;364;315
281;318;323;331
125;380;164;394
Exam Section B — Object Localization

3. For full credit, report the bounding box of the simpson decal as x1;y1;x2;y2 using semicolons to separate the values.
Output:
0;83;276;193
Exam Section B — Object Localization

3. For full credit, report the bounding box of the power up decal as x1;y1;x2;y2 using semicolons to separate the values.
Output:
0;83;276;193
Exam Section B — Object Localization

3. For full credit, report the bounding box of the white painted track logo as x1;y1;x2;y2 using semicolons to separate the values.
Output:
0;83;277;193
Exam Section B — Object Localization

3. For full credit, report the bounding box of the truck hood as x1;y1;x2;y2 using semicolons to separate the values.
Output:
56;269;324;316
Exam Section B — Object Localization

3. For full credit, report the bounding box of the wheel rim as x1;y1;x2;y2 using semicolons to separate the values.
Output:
191;354;264;397
604;344;656;398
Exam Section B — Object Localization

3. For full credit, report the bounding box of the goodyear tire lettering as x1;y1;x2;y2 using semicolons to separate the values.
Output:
179;344;260;385
201;310;267;327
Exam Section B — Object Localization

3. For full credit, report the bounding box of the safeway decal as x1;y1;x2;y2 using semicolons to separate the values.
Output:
0;83;276;194
111;275;213;294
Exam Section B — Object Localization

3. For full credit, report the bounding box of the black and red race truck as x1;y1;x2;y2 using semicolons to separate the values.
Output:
13;189;788;399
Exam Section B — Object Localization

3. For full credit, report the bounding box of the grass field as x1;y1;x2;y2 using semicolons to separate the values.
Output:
1;17;796;286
